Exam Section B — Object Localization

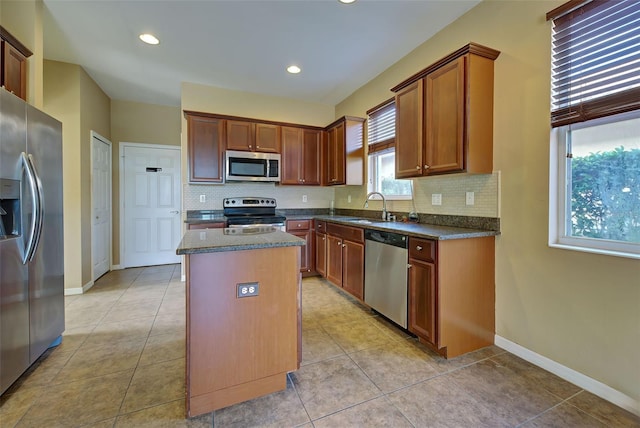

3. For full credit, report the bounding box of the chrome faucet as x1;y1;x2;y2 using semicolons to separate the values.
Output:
363;192;387;221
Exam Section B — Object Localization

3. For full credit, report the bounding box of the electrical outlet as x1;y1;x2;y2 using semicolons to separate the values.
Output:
199;194;206;203
466;191;475;206
302;195;308;203
432;194;442;206
237;282;259;298
348;195;352;203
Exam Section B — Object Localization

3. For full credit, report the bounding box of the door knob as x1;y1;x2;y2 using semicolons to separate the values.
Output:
170;210;180;214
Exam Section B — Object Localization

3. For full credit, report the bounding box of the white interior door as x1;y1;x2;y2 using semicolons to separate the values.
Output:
122;144;181;268
92;132;112;280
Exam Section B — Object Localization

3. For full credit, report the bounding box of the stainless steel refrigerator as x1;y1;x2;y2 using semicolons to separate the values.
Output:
0;89;64;394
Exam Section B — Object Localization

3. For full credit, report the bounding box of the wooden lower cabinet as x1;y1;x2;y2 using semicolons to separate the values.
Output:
286;220;314;275
342;240;364;300
324;223;364;300
315;231;327;277
408;257;436;345
187;222;225;230
407;236;495;358
326;235;343;286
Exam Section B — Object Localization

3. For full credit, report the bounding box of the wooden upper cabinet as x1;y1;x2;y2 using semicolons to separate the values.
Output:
186;113;224;183
281;127;321;185
392;43;499;178
255;123;281;153
395;80;424;179
425;57;465;174
325;116;364;186
1;26;32;101
226;120;281;153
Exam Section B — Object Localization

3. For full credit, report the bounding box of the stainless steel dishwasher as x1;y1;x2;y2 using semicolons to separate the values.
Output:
364;229;408;328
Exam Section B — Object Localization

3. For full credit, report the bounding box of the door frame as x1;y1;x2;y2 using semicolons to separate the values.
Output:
90;131;113;281
119;142;182;269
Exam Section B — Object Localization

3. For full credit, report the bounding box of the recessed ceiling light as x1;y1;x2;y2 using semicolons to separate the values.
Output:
339;0;356;4
139;33;160;45
287;65;301;74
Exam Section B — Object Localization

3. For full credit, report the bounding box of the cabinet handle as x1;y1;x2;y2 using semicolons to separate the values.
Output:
337;241;342;246
416;245;423;251
322;236;325;241
415;165;420;170
256;145;260;149
249;145;252;149
342;244;346;248
297;224;302;228
424;165;430;170
407;264;412;269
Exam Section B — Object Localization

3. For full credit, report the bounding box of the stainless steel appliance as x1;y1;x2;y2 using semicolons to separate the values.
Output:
225;150;280;182
223;197;285;230
364;229;408;328
0;89;64;394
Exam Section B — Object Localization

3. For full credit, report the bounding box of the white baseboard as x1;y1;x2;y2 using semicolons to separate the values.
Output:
495;335;639;416
111;264;123;270
181;274;186;282
64;280;94;296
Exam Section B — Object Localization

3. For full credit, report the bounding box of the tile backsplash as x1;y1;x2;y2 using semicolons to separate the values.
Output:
183;172;500;218
183;183;335;210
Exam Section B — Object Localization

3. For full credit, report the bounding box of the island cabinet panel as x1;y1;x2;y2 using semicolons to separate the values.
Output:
393;43;499;178
186;246;301;416
186;113;225;183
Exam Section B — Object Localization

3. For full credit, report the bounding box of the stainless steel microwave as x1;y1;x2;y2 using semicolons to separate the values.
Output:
225;150;281;182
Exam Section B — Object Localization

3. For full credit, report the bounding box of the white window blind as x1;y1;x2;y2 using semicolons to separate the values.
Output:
547;0;640;127
367;100;395;153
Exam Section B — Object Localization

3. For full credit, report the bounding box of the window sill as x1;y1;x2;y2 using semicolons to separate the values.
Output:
549;242;640;260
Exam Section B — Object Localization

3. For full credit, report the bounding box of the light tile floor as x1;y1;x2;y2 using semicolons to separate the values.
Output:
1;265;638;427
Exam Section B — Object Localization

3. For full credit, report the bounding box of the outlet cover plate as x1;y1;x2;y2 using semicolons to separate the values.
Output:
237;282;259;298
432;194;442;206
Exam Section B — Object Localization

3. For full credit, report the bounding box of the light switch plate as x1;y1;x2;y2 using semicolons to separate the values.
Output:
432;194;442;206
466;191;475;205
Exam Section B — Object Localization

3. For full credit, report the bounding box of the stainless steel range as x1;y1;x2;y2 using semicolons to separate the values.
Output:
223;197;286;230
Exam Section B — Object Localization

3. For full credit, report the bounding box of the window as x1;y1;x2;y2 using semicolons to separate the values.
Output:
367;99;411;199
548;0;640;259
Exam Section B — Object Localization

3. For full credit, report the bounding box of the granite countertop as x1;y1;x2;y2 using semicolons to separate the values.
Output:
314;215;499;240
176;227;305;255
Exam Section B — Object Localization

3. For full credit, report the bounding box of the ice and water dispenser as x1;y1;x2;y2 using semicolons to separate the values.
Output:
0;178;21;239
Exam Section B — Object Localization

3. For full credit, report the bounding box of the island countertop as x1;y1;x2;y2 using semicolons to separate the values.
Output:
176;227;305;255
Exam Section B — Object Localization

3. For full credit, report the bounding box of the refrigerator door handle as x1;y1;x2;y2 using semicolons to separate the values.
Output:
21;152;43;264
28;153;45;261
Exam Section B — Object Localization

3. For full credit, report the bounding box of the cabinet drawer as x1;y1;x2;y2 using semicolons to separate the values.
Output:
326;223;364;244
408;237;436;262
188;222;225;230
316;220;326;234
286;219;311;231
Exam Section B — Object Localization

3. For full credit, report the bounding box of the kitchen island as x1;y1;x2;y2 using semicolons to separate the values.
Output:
176;227;305;417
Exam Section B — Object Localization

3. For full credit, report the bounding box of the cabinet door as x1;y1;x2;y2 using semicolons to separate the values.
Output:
2;41;27;100
395;80;424;178
342;240;364;300
255;123;281;153
187;114;224;183
315;232;327;277
326;235;343;286
327;123;346;185
281;127;303;184
226;120;254;151
302;129;321;185
408;258;437;345
425;56;465;174
290;231;311;273
187;222;225;230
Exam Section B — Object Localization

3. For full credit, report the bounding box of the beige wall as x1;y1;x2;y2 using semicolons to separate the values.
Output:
110;99;181;265
43;60;110;290
0;0;44;107
43;61;82;290
336;0;639;405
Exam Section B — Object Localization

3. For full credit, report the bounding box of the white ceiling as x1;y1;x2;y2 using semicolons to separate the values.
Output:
42;0;481;107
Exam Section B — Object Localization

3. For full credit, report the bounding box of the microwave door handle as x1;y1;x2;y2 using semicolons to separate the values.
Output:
27;153;45;261
21;153;41;264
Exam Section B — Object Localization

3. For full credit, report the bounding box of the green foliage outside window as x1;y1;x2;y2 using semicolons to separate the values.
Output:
571;147;640;243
